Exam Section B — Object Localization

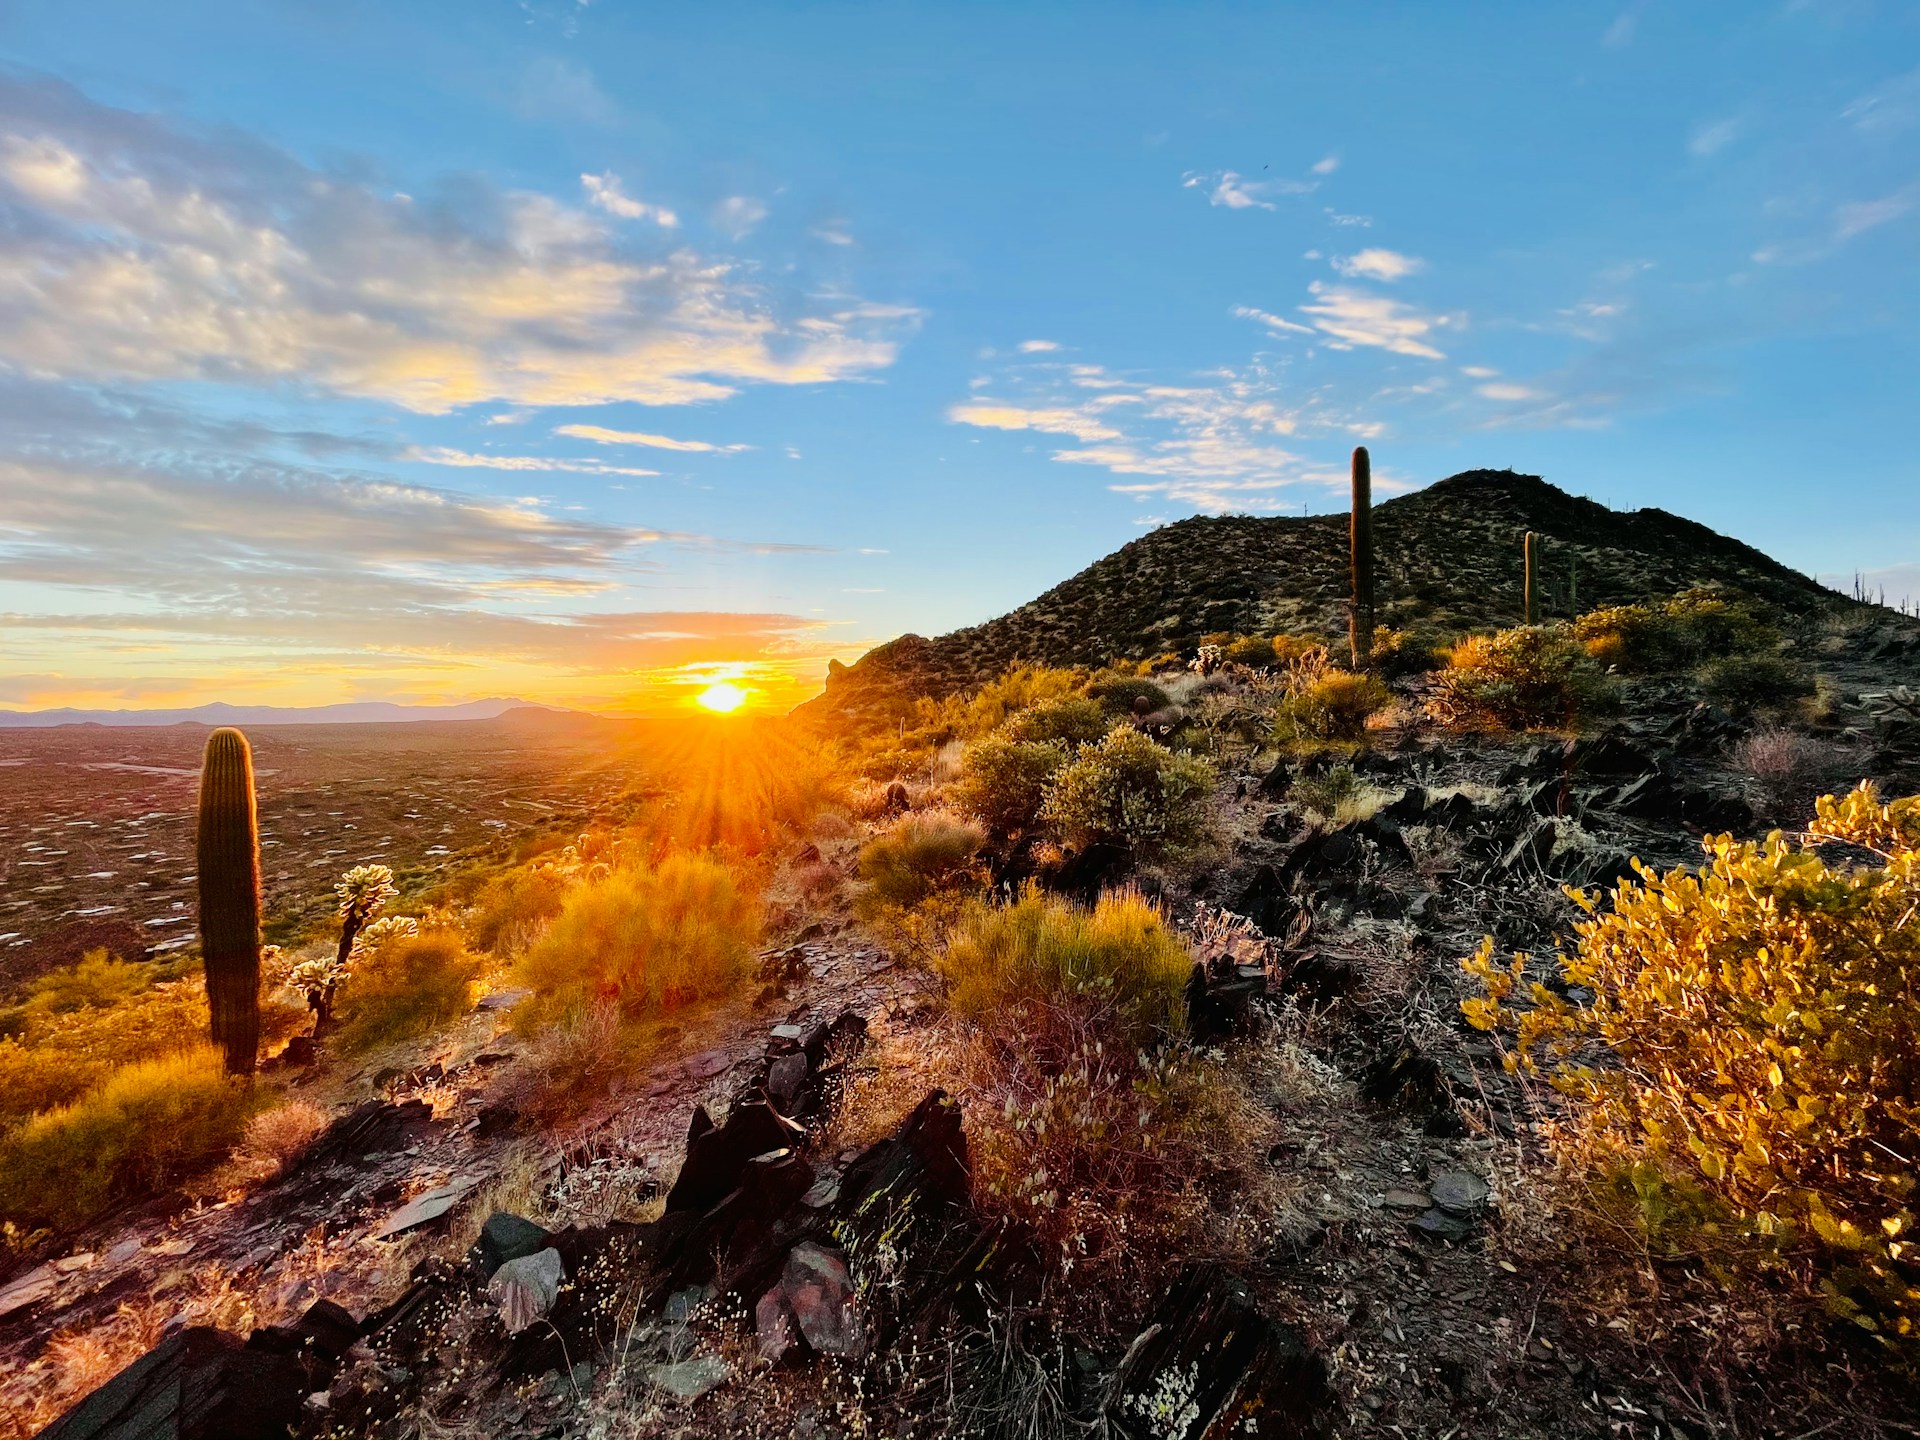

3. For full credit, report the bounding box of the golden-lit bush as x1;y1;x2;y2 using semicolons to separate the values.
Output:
466;865;570;956
940;885;1190;1045
1270;634;1328;667
21;950;149;1016
0;1041;108;1127
333;929;484;1052
855;811;985;915
1574;587;1774;673
1274;670;1391;743
955;733;1069;839
1464;784;1920;1344
0;1047;253;1232
1221;634;1279;669
1430;624;1615;731
946;663;1089;742
1042;727;1214;855
516;852;762;1029
1369;626;1446;678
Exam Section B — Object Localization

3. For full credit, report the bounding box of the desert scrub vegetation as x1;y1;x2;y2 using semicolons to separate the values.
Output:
0;1045;256;1232
1042;726;1215;856
466;862;570;956
1697;650;1818;714
332;928;486;1052
514;851;762;1031
1430;624;1615;731
1464;784;1920;1347
1574;587;1776;673
1274;669;1392;744
854;811;985;916
921;887;1280;1310
955;731;1069;839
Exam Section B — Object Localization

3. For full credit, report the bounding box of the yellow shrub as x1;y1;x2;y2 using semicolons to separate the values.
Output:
1574;588;1775;674
1464;784;1920;1343
1274;670;1390;743
21;950;149;1015
0;1041;108;1126
467;865;570;956
940;885;1190;1045
0;1047;252;1232
1431;624;1614;731
333;930;485;1052
515;852;761;1029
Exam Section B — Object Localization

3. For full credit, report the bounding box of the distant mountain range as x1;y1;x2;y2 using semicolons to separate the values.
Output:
0;698;568;729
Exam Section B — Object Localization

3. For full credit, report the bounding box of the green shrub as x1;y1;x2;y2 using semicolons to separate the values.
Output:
1697;652;1817;713
956;734;1069;839
940;885;1190;1045
1086;673;1173;718
334;930;485;1052
1430;625;1615;731
1575;588;1775;673
1291;764;1361;821
1274;670;1391;743
948;664;1089;741
1042;727;1215;854
516;853;762;1029
1369;626;1446;679
1002;696;1108;747
1464;784;1920;1345
855;812;985;914
0;1046;253;1232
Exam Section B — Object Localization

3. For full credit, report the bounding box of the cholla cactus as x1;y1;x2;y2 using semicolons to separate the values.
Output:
352;914;419;960
334;862;396;963
1190;643;1224;676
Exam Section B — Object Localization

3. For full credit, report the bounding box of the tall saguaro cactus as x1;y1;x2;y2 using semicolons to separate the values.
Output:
1349;446;1375;669
196;727;262;1075
1523;531;1537;625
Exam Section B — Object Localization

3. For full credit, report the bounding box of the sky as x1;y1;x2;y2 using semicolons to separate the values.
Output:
0;1;1915;716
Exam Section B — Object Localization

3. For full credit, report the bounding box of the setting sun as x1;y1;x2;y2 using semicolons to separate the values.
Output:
695;681;749;714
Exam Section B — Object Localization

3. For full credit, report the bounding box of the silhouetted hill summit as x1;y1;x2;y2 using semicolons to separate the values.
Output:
801;469;1849;725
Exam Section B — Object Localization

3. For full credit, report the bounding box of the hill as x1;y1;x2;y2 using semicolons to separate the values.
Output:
799;469;1855;725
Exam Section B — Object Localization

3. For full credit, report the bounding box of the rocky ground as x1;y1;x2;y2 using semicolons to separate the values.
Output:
9;624;1920;1438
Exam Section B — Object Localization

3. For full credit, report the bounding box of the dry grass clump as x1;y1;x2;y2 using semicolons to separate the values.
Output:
333;929;485;1053
1465;783;1920;1348
208;1099;331;1191
516;852;762;1031
921;888;1283;1315
1735;727;1850;820
0;1046;255;1231
1431;624;1615;731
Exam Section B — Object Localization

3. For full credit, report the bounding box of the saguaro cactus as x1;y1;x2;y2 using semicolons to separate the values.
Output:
1569;552;1579;617
1523;531;1537;625
196;727;262;1075
1349;446;1374;669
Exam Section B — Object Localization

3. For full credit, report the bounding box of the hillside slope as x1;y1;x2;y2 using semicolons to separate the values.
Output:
801;469;1855;724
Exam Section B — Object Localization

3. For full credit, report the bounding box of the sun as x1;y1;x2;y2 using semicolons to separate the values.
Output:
695;681;749;714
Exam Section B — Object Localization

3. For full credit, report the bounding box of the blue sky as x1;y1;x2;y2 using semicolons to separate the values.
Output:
0;1;1915;713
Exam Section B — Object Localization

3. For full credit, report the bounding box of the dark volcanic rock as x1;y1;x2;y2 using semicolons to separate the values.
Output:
42;1326;310;1440
1104;1263;1330;1440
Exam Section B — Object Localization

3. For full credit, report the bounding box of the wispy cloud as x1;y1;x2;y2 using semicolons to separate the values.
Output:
1330;248;1425;282
554;424;749;453
1688;117;1745;158
0;74;916;414
715;195;769;237
1018;339;1061;353
581;171;678;226
404;446;660;477
1299;282;1457;358
1844;67;1920;135
1182;168;1318;211
945;403;1123;444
